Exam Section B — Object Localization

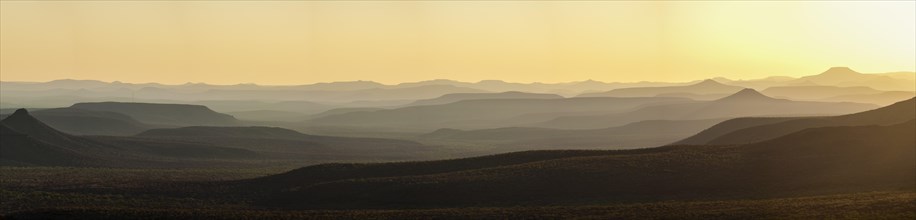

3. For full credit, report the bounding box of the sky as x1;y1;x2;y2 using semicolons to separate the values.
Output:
1;1;914;85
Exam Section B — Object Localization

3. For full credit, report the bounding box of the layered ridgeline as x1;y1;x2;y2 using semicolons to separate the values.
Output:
787;67;915;91
71;102;239;126
420;119;726;150
0;102;243;135
0;109;255;167
408;91;563;106
577;79;744;100
0;109;440;167
676;97;916;145
306;97;693;130
247;99;915;208
533;89;876;129
132;126;437;162
762;85;915;105
4;67;909;113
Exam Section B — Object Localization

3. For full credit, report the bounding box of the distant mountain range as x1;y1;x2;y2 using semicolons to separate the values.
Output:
306;97;693;130
761;85;915;105
3;67;910;113
577;79;744;99
408;91;563;106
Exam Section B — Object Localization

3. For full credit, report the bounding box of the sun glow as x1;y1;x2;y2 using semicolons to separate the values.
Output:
1;1;913;85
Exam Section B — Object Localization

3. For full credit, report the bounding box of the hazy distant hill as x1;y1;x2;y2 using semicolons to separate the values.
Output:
0;109;254;167
676;97;915;145
821;91;916;106
878;71;916;81
408;91;563;106
710;76;797;90
0;79;683;107
536;89;877;129
421;119;725;150
71;102;239;126
577;79;744;98
254;119;915;208
789;67;916;91
307;97;692;130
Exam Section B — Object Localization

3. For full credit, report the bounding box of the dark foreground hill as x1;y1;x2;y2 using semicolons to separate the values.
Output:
0;109;254;167
251;119;915;208
71;102;239;126
677;97;915;145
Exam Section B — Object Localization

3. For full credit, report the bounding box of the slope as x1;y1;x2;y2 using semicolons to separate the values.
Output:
676;97;914;145
704;97;916;145
255;120;915;208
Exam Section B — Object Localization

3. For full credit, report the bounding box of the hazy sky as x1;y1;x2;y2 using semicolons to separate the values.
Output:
1;1;914;85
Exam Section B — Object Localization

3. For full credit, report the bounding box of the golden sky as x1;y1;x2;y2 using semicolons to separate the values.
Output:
1;1;914;85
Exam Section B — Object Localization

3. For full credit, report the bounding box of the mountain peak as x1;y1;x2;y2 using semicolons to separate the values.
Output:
693;79;726;87
11;108;29;117
820;67;861;76
0;108;72;142
717;88;773;102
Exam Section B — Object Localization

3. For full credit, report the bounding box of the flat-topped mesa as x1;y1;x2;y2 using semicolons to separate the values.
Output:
69;102;238;126
820;67;861;76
